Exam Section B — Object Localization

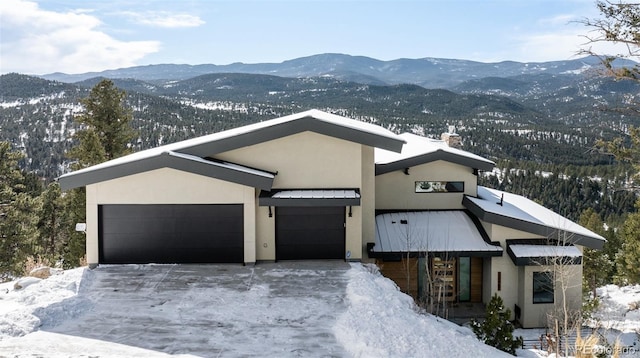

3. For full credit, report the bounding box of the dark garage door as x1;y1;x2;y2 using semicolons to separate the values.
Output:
276;206;345;260
99;204;244;264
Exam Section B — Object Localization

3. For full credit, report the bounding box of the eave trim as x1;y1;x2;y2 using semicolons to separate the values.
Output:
375;149;494;175
58;151;274;191
463;195;605;250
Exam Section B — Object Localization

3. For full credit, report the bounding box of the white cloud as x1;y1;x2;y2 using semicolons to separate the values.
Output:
0;0;160;75
516;31;587;62
121;11;205;28
513;29;636;63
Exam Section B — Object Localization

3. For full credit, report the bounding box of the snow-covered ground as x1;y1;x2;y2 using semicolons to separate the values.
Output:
0;263;638;357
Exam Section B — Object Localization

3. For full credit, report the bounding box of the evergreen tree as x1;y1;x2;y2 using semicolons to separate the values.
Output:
579;208;612;296
60;80;137;268
616;202;640;284
68;79;135;167
60;188;87;269
0;142;40;278
470;293;523;355
580;1;640;81
37;182;66;261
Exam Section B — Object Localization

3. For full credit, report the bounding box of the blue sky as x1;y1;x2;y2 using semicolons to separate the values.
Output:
0;0;612;75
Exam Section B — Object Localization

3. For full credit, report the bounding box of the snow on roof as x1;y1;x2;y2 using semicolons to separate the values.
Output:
372;211;503;254
464;186;605;248
57;149;276;191
270;189;360;199
509;244;582;258
167;151;275;178
59;109;403;182
375;132;494;166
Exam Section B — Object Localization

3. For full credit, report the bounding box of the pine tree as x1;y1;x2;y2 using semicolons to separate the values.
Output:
68;79;135;168
471;294;523;355
579;208;612;297
59;80;137;268
60;188;86;269
617;203;640;284
0;142;40;278
37;182;66;261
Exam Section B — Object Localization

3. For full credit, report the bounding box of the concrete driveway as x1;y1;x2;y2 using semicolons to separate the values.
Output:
40;262;351;357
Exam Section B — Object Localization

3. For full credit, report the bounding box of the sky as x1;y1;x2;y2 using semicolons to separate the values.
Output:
0;0;620;75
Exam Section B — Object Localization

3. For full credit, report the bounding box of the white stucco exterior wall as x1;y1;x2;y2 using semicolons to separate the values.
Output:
375;160;477;210
217;131;368;261
480;221;583;328
361;145;376;260
518;264;583;328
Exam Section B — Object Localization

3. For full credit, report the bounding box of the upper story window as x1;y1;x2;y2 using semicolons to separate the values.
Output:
415;181;464;193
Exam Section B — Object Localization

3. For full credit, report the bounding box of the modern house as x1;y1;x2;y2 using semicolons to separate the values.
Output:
58;109;605;328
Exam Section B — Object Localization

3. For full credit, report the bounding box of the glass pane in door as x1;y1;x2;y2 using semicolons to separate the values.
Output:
459;257;471;302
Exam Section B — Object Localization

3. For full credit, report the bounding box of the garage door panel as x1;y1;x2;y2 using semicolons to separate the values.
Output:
99;204;243;264
276;206;345;260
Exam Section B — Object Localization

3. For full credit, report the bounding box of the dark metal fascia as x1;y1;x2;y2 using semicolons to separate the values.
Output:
375;149;494;175
506;242;583;266
367;247;502;260
464;209;503;249
58;152;274;191
165;153;274;190
463;195;605;250
178;116;405;157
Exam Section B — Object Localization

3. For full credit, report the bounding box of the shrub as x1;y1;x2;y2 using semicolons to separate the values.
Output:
471;293;523;355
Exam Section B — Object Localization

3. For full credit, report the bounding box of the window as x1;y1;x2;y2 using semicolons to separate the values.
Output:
533;272;554;304
415;181;464;193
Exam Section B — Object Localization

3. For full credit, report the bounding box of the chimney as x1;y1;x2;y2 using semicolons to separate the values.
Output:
441;125;461;149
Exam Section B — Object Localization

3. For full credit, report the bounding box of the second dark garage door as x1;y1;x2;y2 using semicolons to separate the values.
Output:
98;204;244;264
276;206;345;260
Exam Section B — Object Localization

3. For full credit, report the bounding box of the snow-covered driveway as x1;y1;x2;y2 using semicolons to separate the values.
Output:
0;262;515;358
2;262;351;357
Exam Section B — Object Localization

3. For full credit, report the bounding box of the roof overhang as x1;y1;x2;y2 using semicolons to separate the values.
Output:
180;115;405;157
463;187;606;250
376;149;495;175
506;240;582;266
58;151;275;191
259;189;361;207
369;211;503;259
57;110;405;191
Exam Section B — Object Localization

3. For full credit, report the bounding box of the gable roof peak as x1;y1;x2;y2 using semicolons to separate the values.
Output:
375;132;494;174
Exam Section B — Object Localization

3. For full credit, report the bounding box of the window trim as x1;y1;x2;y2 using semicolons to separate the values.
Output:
532;271;554;304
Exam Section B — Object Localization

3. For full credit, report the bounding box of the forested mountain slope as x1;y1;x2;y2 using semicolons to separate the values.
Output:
2;66;639;221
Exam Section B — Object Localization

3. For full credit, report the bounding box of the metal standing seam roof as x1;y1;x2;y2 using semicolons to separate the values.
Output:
507;243;583;266
509;244;582;258
463;186;606;250
259;189;361;207
57;109;406;190
371;211;503;256
375;132;495;175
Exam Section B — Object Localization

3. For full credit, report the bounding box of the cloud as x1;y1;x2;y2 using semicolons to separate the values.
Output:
122;11;205;28
514;28;635;63
0;0;160;75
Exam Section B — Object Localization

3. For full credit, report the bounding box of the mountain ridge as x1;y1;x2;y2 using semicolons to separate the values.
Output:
39;53;632;88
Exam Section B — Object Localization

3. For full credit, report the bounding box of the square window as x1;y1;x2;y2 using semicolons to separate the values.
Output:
533;271;554;304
